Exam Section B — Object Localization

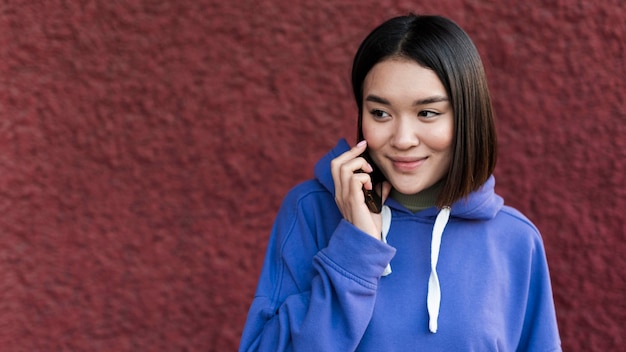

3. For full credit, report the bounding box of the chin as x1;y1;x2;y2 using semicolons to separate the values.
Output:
391;182;429;195
389;173;443;194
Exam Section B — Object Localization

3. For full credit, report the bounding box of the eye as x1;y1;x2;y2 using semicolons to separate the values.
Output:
369;109;390;119
418;110;439;119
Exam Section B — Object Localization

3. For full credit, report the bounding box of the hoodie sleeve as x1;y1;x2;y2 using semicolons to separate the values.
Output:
239;184;396;352
517;230;562;351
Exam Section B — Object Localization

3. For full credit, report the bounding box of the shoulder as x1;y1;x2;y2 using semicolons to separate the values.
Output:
493;205;546;250
498;206;540;234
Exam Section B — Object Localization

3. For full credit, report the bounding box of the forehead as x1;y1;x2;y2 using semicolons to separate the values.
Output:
363;58;447;100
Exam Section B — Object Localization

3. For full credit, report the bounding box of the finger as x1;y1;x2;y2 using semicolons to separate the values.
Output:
331;141;371;197
347;172;376;217
334;171;372;223
339;156;373;187
341;170;371;203
343;139;368;161
331;140;370;175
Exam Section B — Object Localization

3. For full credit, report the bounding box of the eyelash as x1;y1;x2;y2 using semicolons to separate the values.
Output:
418;110;440;119
370;109;390;119
369;109;440;119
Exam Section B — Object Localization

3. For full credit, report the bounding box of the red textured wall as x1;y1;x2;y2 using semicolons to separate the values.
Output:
1;0;624;350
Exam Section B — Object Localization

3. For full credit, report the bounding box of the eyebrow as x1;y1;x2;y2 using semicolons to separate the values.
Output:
365;94;449;106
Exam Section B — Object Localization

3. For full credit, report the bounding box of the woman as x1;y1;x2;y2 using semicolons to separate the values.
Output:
240;14;561;351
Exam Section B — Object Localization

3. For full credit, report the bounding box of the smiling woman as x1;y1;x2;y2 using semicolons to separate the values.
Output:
240;14;561;352
352;16;498;209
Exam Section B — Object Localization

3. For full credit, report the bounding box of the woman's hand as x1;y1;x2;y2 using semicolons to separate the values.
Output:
330;140;391;239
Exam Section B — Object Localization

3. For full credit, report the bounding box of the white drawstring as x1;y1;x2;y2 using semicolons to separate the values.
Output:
381;205;452;333
427;206;451;333
380;205;392;276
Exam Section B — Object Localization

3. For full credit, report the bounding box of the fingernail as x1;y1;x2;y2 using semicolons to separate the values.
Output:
357;140;367;148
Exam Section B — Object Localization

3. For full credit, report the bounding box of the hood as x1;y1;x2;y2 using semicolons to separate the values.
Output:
313;139;351;195
314;139;504;221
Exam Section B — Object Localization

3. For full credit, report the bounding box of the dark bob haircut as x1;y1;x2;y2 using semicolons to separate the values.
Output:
352;14;497;207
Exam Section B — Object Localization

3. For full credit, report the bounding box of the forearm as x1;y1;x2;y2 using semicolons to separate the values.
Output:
240;220;395;352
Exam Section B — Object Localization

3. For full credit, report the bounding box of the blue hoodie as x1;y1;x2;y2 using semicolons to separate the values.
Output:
240;139;561;351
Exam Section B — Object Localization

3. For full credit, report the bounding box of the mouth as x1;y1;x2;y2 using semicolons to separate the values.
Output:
389;156;428;172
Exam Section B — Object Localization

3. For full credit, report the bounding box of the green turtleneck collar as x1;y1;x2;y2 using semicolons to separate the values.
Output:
389;180;444;213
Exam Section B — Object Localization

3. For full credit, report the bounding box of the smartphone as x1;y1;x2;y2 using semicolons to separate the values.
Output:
359;149;385;213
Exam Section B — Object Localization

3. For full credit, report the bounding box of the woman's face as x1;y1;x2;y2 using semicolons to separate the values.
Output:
362;58;454;195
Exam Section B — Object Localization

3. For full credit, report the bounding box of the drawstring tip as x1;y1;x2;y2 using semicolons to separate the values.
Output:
429;321;438;333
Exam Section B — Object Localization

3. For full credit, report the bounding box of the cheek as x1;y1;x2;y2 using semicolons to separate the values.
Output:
361;121;387;166
432;125;454;171
361;120;384;147
427;121;454;152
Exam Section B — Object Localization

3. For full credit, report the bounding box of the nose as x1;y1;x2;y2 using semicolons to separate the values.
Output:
390;116;419;150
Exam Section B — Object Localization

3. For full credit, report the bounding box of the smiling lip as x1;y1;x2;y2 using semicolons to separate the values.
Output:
390;156;427;172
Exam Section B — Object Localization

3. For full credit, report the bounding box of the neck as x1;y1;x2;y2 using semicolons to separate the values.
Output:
390;180;444;213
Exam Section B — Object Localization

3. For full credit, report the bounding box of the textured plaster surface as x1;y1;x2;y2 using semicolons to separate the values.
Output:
0;0;624;350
